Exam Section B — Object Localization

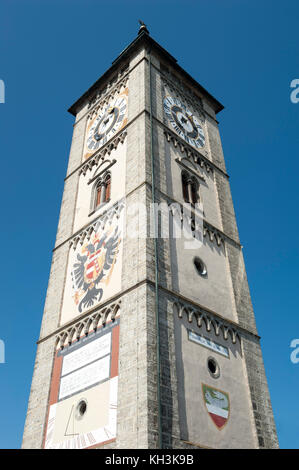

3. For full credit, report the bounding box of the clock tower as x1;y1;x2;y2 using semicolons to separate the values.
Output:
22;25;278;449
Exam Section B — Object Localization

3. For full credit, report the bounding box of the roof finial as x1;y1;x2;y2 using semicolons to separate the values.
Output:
138;20;149;35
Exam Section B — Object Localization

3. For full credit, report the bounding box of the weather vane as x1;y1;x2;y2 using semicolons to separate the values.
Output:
138;20;149;35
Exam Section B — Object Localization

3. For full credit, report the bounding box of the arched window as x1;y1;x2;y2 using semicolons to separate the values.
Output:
105;173;111;202
95;180;103;208
191;179;198;205
93;172;111;210
182;172;189;203
181;171;199;205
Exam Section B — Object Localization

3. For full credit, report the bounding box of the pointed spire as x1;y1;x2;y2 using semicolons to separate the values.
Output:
138;20;149;35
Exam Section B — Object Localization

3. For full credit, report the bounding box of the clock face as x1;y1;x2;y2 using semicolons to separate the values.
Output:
84;88;128;159
163;95;205;149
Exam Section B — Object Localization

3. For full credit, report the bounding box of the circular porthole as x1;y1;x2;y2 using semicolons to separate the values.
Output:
193;257;207;277
75;399;88;420
207;357;220;379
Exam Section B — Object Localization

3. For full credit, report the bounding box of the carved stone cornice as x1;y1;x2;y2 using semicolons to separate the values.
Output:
175;158;206;183
173;301;240;345
79;129;127;176
203;220;224;247
161;69;205;121
56;301;121;349
164;129;213;174
169;203;224;247
87;72;129;118
69;198;125;250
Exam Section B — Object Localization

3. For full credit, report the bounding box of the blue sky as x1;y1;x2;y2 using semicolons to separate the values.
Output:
0;0;298;449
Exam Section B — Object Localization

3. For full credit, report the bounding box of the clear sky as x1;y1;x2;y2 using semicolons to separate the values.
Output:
0;0;298;449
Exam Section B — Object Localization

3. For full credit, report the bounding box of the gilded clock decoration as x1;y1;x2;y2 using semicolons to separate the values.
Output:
163;95;205;149
84;88;128;160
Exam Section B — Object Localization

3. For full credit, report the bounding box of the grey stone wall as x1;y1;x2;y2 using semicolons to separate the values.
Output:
242;334;279;448
208;114;278;447
22;336;56;449
114;286;149;449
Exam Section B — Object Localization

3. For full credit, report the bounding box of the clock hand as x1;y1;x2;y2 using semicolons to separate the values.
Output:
103;108;115;126
64;404;79;437
180;116;188;125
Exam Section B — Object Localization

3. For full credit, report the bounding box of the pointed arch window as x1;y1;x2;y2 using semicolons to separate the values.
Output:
96;180;103;208
181;171;199;205
105;173;111;202
182;172;189;203
93;171;112;212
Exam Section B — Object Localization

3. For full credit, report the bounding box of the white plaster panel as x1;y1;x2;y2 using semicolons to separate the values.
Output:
60;208;124;326
73;140;127;234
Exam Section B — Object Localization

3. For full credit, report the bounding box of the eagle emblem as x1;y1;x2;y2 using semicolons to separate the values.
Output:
71;226;121;313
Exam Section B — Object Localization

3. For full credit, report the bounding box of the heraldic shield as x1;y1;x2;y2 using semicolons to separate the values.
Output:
202;384;230;430
71;225;121;313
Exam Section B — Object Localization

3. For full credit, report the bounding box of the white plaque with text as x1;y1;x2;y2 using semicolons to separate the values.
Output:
188;330;229;358
59;355;110;400
61;332;111;377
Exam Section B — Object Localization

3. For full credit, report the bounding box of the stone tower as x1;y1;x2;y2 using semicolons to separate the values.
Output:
22;25;278;449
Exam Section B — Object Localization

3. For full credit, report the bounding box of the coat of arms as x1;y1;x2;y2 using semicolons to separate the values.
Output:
202;384;230;430
71;226;121;313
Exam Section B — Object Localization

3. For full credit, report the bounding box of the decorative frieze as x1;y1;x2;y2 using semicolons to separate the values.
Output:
164;129;213;173
169;203;224;247
173;301;240;345
87;72;129;118
69;198;125;250
55;301;121;349
175;157;206;183
161;66;204;119
79;130;127;176
203;220;224;247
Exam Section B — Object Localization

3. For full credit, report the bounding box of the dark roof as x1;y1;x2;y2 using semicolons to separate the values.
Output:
68;30;224;116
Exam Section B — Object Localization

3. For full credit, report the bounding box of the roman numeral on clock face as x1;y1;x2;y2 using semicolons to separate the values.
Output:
197;126;204;137
85;91;127;154
164;96;174;107
163;95;205;149
116;97;125;106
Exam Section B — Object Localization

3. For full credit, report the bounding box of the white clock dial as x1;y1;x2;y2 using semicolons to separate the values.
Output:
163;95;205;149
85;90;128;156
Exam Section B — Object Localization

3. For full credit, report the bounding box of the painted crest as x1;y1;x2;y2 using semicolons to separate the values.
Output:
71;226;121;313
202;384;230;430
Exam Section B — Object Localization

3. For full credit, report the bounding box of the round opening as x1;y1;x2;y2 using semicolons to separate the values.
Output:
207;357;220;378
193;257;207;277
78;401;87;416
76;399;87;420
